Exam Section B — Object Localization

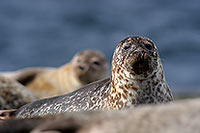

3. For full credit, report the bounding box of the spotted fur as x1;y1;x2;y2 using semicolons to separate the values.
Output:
15;36;173;118
109;36;173;109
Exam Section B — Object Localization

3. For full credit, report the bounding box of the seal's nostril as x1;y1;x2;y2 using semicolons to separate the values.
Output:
134;51;143;58
79;66;85;70
137;51;142;56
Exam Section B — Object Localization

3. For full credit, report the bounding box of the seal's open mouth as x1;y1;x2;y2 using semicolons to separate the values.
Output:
128;51;151;75
131;58;150;75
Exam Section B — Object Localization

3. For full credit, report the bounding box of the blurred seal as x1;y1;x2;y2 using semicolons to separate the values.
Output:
3;50;109;99
15;36;173;118
0;75;37;110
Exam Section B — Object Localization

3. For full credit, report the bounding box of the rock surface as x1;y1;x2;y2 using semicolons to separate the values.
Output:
0;75;37;109
0;98;200;133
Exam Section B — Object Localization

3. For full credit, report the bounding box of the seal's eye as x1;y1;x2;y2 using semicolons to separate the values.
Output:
144;43;153;50
93;61;101;66
123;45;131;50
77;59;81;63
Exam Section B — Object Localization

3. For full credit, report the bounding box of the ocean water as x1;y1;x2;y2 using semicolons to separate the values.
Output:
0;0;200;96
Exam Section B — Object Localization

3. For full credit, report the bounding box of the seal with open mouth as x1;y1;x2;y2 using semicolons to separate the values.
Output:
15;36;173;118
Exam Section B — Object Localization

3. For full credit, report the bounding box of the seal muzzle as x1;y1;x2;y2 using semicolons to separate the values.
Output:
128;50;152;75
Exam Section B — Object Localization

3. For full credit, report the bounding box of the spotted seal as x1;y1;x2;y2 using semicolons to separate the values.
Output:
3;50;109;99
0;75;37;110
15;36;173;118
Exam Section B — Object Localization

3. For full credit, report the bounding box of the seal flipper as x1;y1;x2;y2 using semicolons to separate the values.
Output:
1;67;54;85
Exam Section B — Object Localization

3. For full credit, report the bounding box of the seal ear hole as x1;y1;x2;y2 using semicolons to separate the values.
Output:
144;43;153;50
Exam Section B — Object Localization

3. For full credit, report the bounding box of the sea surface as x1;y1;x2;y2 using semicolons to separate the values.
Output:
0;0;200;96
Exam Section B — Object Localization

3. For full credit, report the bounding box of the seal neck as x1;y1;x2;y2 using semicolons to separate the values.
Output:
110;60;173;109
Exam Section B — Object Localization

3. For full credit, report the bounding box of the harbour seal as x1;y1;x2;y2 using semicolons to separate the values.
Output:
0;75;37;110
3;50;109;99
15;36;173;118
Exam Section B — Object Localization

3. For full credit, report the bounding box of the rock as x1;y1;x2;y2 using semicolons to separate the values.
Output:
0;75;37;109
0;98;200;133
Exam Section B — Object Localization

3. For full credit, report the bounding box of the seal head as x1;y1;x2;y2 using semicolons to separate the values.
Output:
114;36;159;77
110;36;173;108
71;50;109;84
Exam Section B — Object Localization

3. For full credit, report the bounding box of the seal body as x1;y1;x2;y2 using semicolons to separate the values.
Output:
16;78;111;118
4;50;109;99
15;36;173;118
0;75;37;110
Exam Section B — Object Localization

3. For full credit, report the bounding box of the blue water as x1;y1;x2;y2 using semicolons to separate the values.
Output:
0;0;200;95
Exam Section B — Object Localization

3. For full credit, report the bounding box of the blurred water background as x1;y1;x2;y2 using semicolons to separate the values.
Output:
0;0;199;97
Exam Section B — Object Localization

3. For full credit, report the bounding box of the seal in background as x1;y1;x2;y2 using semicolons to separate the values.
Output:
3;50;109;99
